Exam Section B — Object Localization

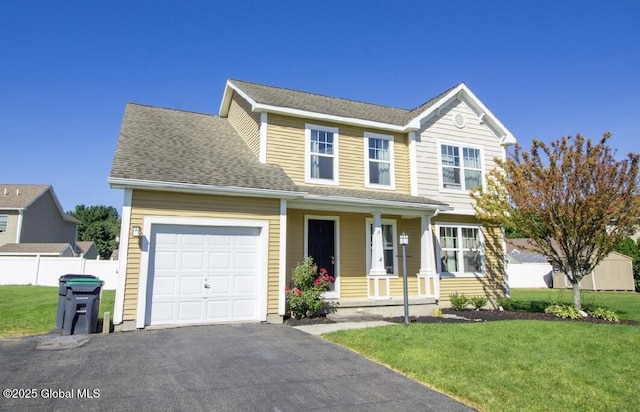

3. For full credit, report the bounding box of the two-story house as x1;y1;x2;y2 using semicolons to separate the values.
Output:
109;79;516;330
0;184;78;249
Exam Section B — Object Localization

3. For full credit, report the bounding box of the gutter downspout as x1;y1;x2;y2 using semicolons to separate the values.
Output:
15;209;24;243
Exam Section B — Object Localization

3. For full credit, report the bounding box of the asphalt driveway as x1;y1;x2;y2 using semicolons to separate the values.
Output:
0;324;473;411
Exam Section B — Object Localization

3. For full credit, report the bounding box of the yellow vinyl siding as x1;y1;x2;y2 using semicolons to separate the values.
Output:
122;190;281;322
267;114;410;193
227;92;261;157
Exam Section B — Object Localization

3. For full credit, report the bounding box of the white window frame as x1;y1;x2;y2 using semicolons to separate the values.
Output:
305;123;339;185
365;218;398;276
364;132;395;189
437;141;484;192
0;215;7;232
435;223;485;278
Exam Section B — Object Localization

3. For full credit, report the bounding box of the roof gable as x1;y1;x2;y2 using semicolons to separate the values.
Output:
0;184;78;223
219;79;516;144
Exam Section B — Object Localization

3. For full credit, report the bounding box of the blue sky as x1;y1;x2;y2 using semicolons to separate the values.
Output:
1;1;638;212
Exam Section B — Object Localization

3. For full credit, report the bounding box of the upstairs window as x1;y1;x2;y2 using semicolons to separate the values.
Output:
440;144;482;190
365;132;394;188
306;124;339;184
0;215;6;232
438;224;484;276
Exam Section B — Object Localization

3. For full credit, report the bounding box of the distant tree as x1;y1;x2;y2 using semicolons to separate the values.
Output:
472;134;640;310
613;237;640;291
68;205;120;260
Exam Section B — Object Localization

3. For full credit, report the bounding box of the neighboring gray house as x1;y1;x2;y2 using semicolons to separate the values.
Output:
0;184;78;248
75;241;99;259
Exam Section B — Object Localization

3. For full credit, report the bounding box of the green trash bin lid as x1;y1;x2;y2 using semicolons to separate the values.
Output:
66;278;104;292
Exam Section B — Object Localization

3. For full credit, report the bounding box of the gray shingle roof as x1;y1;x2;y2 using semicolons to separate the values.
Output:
299;186;448;207
508;252;549;264
229;79;461;127
0;185;49;209
110;104;298;192
110;103;450;210
0;243;72;254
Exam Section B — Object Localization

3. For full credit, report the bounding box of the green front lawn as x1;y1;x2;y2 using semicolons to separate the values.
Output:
0;285;115;338
325;321;640;411
509;288;640;321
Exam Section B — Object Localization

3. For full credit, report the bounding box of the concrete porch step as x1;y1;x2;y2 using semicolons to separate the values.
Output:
326;312;384;323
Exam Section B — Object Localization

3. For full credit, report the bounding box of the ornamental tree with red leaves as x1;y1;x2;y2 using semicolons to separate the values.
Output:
472;133;640;310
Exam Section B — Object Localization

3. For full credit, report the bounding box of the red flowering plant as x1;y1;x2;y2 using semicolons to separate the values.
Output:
285;257;334;319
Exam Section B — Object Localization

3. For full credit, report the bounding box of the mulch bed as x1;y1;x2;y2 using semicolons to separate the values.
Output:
285;308;640;326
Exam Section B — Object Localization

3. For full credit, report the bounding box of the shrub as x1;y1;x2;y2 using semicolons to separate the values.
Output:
589;307;620;322
469;295;488;310
496;296;513;311
286;257;334;319
544;304;583;319
449;293;469;311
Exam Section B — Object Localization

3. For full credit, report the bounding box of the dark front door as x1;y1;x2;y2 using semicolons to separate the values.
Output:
307;219;335;288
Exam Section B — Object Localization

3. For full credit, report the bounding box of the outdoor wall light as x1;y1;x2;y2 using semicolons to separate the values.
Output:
400;232;409;246
131;225;142;237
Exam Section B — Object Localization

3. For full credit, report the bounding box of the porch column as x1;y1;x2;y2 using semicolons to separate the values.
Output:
417;214;439;298
369;212;387;276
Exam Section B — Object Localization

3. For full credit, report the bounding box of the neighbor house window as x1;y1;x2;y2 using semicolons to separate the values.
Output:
438;224;484;275
366;219;398;275
365;132;394;188
306;124;339;184
0;215;7;232
440;143;482;190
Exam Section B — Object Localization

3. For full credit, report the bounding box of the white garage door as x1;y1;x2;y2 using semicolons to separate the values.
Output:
148;224;261;326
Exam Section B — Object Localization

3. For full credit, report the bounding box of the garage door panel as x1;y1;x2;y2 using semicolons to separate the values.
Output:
154;251;179;270
179;275;204;295
204;300;230;321
149;224;261;326
208;277;230;294
177;301;204;321
151;302;175;323
209;252;231;269
234;276;257;293
153;276;177;296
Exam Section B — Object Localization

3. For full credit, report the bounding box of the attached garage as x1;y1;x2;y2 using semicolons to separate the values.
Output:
136;217;270;328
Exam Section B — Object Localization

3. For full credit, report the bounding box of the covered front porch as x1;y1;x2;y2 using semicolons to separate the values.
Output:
282;191;451;317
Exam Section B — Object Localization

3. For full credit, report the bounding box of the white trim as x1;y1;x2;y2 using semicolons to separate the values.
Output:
409;131;418;196
14;210;24;242
136;216;270;329
437;139;485;192
440;208;476;216
305;123;340;186
364;132;395;190
303;215;340;299
278;199;287;315
108;177;304;200
365;216;399;277
435;222;485;278
113;189;132;325
259;113;268;164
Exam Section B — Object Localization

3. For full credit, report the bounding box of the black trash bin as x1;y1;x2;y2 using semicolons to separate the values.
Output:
56;274;98;329
62;277;104;336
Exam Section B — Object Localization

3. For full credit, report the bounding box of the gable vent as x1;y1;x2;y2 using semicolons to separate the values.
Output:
453;113;466;129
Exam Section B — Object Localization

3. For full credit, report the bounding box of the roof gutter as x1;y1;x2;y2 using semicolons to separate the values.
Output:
107;177;305;200
299;193;453;212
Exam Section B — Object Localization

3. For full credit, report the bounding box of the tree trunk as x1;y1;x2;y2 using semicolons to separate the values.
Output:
571;280;582;310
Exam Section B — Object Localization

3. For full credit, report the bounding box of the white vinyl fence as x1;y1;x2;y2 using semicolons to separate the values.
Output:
0;256;118;290
506;263;553;289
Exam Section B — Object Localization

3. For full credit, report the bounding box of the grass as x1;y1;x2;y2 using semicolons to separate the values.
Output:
509;288;640;321
325;321;640;411
0;285;115;338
